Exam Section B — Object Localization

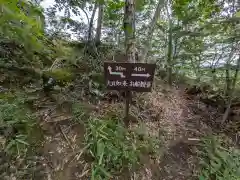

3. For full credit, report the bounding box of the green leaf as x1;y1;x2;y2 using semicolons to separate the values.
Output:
235;11;240;17
16;139;29;146
135;0;147;12
199;175;206;180
5;140;15;151
97;140;105;159
91;168;96;180
98;166;111;177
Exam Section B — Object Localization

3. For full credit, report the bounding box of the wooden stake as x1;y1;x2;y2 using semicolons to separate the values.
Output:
124;90;131;126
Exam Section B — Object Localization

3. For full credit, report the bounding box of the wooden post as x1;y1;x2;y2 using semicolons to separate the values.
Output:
124;90;131;126
124;0;136;124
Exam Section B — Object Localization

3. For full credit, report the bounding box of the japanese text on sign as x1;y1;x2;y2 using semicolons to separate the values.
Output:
104;62;156;92
107;80;151;88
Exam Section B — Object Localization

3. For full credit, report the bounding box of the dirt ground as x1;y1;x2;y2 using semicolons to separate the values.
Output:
23;85;224;180
1;80;236;180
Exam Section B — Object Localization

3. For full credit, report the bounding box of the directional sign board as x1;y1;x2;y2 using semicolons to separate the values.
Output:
104;62;156;92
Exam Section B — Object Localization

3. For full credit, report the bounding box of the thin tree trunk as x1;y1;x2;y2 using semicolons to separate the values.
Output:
224;45;235;97
124;0;136;63
140;0;164;62
95;1;104;45
123;0;136;126
87;3;97;42
222;56;240;124
225;62;231;97
167;17;173;85
165;0;173;86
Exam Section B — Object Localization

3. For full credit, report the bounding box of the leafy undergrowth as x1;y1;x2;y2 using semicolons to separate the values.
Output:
72;84;239;180
0;92;45;180
84;117;160;179
85;117;139;179
72;101;160;179
0;79;239;180
198;136;240;180
0;93;35;156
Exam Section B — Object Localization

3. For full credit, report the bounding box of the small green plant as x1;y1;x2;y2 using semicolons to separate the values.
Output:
72;102;92;123
43;68;74;86
198;136;240;180
84;115;161;180
0;97;35;156
87;71;106;100
84;117;140;179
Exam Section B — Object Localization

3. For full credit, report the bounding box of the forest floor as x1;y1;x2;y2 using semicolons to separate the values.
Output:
1;80;239;180
26;83;228;180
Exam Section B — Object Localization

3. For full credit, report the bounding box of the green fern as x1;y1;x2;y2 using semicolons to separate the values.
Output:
198;136;240;180
0;96;35;156
0;0;45;58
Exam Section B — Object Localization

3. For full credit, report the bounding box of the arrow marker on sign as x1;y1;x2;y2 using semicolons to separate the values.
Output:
108;66;126;78
131;73;151;78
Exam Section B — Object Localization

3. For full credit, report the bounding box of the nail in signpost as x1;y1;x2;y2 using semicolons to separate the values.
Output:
104;62;156;121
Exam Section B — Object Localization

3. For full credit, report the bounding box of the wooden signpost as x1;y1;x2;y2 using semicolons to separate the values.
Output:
104;62;156;121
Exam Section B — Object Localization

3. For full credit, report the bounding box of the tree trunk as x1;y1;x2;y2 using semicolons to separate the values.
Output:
222;56;240;124
95;1;104;45
140;0;164;62
123;0;136;125
124;0;136;63
225;62;231;98
167;17;173;85
224;45;235;97
87;3;97;42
